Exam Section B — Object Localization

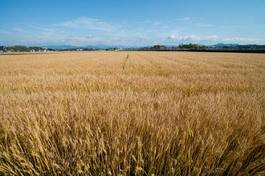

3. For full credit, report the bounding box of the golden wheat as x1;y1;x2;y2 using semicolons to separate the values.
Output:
0;51;265;175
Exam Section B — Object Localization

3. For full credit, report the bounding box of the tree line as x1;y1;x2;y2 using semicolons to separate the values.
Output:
1;44;265;53
0;45;51;52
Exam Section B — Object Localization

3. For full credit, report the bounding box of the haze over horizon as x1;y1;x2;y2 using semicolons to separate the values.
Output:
1;0;265;46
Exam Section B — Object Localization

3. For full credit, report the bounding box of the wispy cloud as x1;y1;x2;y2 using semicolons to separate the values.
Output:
1;16;264;46
221;37;262;44
12;27;27;33
167;34;218;43
175;17;192;22
195;23;215;28
167;34;263;44
57;17;114;31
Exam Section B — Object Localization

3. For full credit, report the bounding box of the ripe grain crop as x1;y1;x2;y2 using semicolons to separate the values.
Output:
0;51;265;175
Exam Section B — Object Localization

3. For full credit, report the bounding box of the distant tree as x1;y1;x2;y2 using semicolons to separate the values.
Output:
151;45;166;50
7;45;30;52
179;43;207;50
29;46;45;51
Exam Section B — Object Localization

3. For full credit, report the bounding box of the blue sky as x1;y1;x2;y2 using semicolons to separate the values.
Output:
1;0;265;46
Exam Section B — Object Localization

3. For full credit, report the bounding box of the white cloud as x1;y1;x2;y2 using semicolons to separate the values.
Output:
195;23;215;28
221;37;261;44
167;34;219;43
1;16;264;46
176;17;192;21
12;27;26;32
166;34;264;44
58;17;113;31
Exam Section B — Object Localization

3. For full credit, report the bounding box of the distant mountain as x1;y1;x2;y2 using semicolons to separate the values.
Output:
85;44;115;49
213;43;240;47
211;43;240;49
44;45;79;50
211;43;265;51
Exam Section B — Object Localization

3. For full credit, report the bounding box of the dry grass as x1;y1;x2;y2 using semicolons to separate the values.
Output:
0;51;265;175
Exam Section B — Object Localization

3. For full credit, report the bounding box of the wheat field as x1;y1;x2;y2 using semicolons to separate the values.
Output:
0;51;265;175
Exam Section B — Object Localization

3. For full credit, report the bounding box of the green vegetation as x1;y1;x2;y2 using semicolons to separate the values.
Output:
0;45;47;52
1;44;265;53
132;44;265;52
179;43;207;50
